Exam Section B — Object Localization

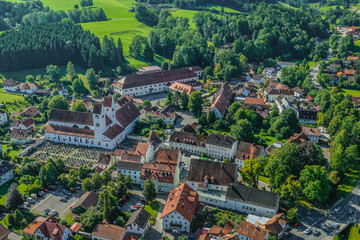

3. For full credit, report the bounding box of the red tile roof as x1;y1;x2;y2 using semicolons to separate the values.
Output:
72;192;98;210
344;69;356;76
236;221;270;240
103;124;124;140
244;97;265;105
301;126;321;136
160;183;199;222
23;216;67;240
2;79;18;87
141;163;177;183
70;222;82;233
116;101;140;129
347;56;359;61
288;132;310;144
169;82;196;95
45;124;95;138
103;96;113;108
236;142;265;160
211;83;233;116
92;224;125;240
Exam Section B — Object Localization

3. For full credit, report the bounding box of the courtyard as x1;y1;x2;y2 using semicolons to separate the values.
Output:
29;142;111;168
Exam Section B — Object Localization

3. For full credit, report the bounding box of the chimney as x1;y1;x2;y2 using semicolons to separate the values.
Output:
168;60;171;71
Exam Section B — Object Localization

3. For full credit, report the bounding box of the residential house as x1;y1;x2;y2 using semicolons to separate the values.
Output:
347;56;359;62
264;213;289;239
352;97;360;109
188;66;204;78
292;87;305;98
0;161;13;187
301;126;321;143
11;118;35;131
298;109;318;125
275;96;297;114
244;97;266;107
265;141;285;155
160;183;199;233
263;67;275;75
0;224;10;240
236;221;270;240
12;106;39;119
0;110;8;126
117;158;143;185
23;216;71;240
71;191;99;214
277;61;296;68
235;142;266;169
169;131;206;155
19;83;37;94
94;153;112;173
92;224;126;240
45;96;140;150
169;81;201;95
187;159;237;193
205;133;238;160
10;129;33;145
288;132;311;145
2;79;19;92
141;163;179;192
180;122;198;133
125;208;151;239
246;74;265;84
50;85;68;96
220;43;234;51
145;110;176;125
200;221;235;240
113;67;199;97
235;88;250;102
264;86;294;103
210;83;233;119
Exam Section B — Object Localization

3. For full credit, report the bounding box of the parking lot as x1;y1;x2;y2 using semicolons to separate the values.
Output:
30;188;82;218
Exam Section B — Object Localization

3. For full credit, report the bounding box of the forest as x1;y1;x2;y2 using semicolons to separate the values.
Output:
0;21;125;72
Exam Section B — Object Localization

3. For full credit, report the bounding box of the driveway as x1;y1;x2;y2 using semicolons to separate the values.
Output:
173;111;198;131
30;189;82;218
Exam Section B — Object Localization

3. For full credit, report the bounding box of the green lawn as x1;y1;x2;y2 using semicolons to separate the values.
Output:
170;9;199;29
0;90;25;104
346;224;360;240
318;5;343;12
336;169;360;200
0;181;28;206
342;89;360;97
203;4;240;13
144;201;159;225
255;133;280;146
2;145;23;158
259;175;270;184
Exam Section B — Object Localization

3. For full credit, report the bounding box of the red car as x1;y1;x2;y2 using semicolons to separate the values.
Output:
120;197;127;202
134;205;142;209
294;222;301;227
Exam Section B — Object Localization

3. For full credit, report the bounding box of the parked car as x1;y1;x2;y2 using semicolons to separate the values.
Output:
313;229;321;236
27;197;35;204
334;206;341;213
294;222;302;227
331;223;340;229
348;209;355;215
43;208;51;215
304;228;312;235
60;197;68;202
48;210;58;216
49;185;57;190
130;207;137;212
134;205;142;209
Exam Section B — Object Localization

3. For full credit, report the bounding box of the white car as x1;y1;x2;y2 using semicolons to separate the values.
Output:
26;197;35;203
334;206;341;213
304;228;312;235
48;210;58;216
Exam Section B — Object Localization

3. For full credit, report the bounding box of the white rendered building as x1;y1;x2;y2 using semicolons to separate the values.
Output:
0;161;13;187
45;96;140;150
0;110;8;126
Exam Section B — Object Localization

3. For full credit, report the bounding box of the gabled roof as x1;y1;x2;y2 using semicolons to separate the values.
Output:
22;106;39;117
117;160;143;171
45;124;95;139
244;97;265;105
49;109;94;126
160;183;199;222
10;129;31;140
169;131;206;148
298;109;317;120
156;148;180;165
226;184;279;210
103;124;124;140
117;67;197;89
141;163;177;182
236;142;265;161
116;101;140;129
206;133;236;149
211;83;233;116
103;96;113;108
181;122;198;133
135;142;150;156
72;192;98;210
188;159;237;186
265;213;289;235
92;224;125;240
288;132;310;144
0;224;10;239
125;208;151;229
23;216;67;240
147;130;160;143
301;126;320;136
2;79;18;87
169;81;196;95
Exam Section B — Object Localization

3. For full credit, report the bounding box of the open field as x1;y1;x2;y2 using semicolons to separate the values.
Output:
0;90;25;103
342;89;360;97
170;9;199;29
203;4;240;13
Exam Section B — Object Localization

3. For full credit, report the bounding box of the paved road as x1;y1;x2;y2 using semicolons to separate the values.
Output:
286;180;360;240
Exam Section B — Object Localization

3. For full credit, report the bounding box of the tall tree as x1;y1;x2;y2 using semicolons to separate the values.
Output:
49;95;69;110
5;183;24;210
143;179;157;202
86;68;98;90
72;100;87;112
66;61;77;80
188;91;203;117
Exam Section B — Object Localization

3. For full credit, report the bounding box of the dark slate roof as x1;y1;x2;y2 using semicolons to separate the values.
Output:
49;109;94;126
116;101;140;128
169;131;206;148
125;208;151;229
117;161;143;171
188;159;237;186
298;110;318;120
0;161;13;176
206;133;236;149
119;68;197;89
226;184;279;210
72;192;98;210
